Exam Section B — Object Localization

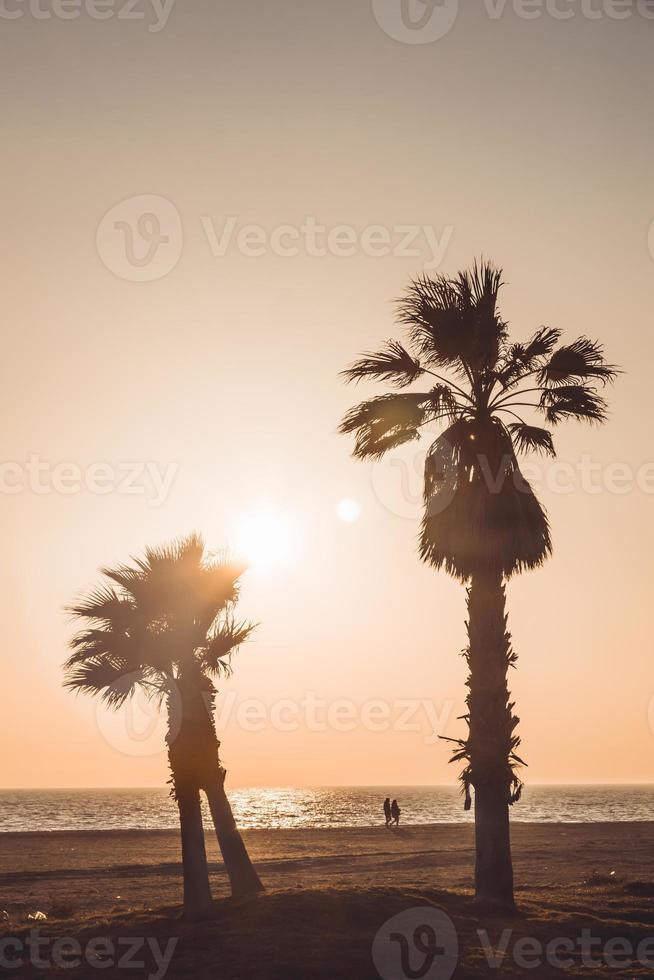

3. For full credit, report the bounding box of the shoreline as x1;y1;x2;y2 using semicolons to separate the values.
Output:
0;817;653;836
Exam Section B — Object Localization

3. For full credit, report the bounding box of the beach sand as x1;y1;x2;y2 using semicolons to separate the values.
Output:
1;823;653;977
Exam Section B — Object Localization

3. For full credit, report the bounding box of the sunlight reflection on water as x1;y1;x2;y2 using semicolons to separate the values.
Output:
1;786;653;832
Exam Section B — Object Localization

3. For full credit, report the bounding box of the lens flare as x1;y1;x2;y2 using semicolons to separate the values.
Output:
337;498;361;523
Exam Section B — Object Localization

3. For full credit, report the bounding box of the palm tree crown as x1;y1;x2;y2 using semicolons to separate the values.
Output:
340;261;617;580
64;533;254;708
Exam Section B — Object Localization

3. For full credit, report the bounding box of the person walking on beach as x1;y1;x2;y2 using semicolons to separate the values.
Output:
383;797;392;827
391;799;400;827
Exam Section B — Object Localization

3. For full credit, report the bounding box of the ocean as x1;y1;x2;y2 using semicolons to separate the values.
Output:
0;786;652;833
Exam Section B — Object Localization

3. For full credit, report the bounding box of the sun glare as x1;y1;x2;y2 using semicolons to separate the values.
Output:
234;509;295;570
337;498;361;523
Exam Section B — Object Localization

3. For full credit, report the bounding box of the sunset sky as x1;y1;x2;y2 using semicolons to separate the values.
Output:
2;1;653;789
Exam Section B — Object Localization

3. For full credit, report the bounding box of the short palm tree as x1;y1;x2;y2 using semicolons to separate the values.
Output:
64;533;264;918
340;261;616;910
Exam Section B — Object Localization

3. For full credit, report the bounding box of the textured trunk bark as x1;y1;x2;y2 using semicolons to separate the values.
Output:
174;673;265;899
473;778;514;910
172;779;214;919
168;687;214;920
467;568;517;912
205;768;265;898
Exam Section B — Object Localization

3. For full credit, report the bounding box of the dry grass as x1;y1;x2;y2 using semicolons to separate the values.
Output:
3;884;654;978
1;824;653;978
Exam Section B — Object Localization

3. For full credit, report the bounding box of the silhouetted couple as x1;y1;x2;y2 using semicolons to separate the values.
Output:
383;797;400;827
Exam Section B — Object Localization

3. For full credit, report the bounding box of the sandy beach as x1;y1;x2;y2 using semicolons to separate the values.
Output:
1;822;653;977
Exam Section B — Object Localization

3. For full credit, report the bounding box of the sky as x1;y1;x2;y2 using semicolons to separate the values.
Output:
1;0;653;789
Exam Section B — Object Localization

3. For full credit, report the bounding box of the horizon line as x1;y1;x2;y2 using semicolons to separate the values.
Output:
2;782;653;791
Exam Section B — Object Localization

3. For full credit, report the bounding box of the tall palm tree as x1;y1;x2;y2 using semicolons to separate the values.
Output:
339;261;617;910
64;533;264;919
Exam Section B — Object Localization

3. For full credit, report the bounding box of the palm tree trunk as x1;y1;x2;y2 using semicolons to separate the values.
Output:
466;568;518;911
205;767;265;898
168;694;214;920
175;781;214;919
174;674;264;899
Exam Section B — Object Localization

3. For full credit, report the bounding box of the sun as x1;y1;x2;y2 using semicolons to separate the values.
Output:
234;508;295;570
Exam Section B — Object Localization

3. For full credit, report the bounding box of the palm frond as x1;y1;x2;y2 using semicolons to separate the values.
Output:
64;656;146;708
522;326;562;360
100;564;147;601
420;421;552;579
338;393;432;460
196;562;243;625
65;628;136;667
142;531;205;572
540;385;608;424
65;586;130;623
429;384;459;420
455;259;504;310
398;262;507;374
339;262;618;582
507;422;556;458
541;337;618;387
341;340;423;388
423;418;473;504
454;259;507;370
64;534;251;707
495;327;562;388
201;619;256;676
397;274;469;369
